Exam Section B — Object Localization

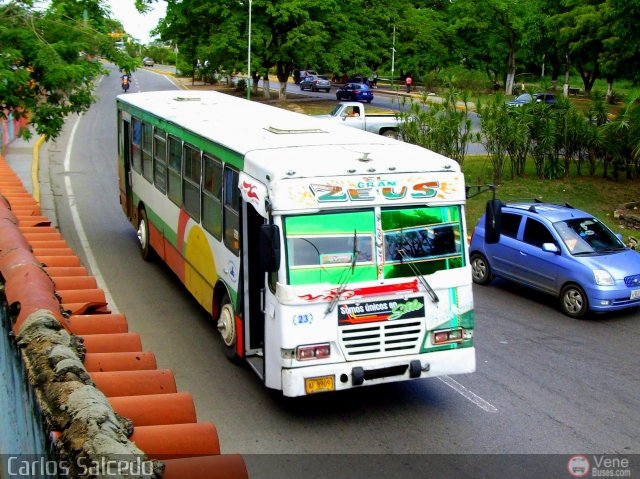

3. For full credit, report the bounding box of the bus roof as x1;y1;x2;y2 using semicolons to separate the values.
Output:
116;90;460;182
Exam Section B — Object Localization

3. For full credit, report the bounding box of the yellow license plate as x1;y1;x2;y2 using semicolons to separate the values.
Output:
305;375;335;394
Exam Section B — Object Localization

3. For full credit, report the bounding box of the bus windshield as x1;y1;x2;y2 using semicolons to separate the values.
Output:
284;205;464;285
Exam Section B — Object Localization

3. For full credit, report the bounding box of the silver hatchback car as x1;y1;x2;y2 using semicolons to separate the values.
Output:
299;75;331;92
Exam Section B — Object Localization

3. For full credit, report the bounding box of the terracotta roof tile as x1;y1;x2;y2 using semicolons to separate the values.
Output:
0;154;248;478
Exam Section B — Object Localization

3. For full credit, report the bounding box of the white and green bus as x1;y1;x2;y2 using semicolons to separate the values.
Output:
116;90;475;397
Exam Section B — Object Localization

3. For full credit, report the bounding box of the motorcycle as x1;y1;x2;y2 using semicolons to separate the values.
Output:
121;76;130;93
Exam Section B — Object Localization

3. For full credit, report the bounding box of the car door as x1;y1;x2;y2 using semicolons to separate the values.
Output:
514;217;560;293
485;212;524;281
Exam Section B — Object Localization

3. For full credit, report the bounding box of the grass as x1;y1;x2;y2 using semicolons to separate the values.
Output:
464;156;640;242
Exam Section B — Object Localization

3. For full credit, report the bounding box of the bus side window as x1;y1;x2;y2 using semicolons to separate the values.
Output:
202;154;222;239
153;128;167;193
167;135;182;206
142;122;153;182
131;118;142;173
183;144;201;222
223;166;240;255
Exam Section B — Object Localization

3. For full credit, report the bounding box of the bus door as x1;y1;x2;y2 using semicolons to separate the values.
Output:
242;200;266;378
119;116;135;219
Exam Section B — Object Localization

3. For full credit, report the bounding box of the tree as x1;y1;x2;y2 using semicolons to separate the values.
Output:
0;1;132;139
551;0;609;95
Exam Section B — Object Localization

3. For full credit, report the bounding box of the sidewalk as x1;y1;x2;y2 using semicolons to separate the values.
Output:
4;128;57;228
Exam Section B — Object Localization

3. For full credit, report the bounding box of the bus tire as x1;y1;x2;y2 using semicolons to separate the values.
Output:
137;208;154;261
217;294;239;361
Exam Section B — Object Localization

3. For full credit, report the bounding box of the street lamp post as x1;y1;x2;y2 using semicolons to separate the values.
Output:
391;25;396;90
247;0;252;100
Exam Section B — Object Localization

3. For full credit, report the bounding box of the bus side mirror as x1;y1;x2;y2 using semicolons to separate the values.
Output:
485;199;503;244
259;224;281;272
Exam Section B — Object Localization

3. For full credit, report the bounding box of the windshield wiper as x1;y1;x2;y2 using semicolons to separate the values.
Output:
397;247;439;305
325;230;359;315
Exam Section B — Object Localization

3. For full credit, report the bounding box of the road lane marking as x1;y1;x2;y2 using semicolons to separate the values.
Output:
63;110;119;313
438;375;498;413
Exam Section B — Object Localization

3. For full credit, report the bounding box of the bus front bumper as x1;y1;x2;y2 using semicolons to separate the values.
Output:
281;347;475;397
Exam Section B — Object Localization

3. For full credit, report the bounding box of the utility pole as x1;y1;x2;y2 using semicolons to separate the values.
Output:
247;0;252;100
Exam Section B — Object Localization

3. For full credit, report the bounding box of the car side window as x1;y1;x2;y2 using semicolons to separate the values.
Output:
501;213;522;239
522;218;556;248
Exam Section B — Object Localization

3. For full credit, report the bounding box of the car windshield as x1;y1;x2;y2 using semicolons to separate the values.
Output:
515;93;532;102
553;218;625;255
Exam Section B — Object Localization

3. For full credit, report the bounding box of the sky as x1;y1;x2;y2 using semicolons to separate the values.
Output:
106;0;166;44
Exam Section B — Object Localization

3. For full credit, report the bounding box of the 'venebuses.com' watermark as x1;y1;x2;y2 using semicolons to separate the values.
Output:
568;455;632;478
5;455;156;477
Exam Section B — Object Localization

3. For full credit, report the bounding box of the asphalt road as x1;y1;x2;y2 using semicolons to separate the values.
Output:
46;64;640;478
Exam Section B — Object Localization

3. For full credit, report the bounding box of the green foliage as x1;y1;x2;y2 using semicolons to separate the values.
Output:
0;1;135;140
397;84;479;167
474;89;640;183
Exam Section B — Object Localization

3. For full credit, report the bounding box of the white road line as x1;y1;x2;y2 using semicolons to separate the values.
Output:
63;112;119;314
438;375;498;413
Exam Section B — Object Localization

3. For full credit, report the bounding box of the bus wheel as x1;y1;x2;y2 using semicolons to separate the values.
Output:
217;295;239;361
137;208;154;261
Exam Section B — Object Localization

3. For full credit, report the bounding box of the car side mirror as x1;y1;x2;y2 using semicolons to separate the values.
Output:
258;224;281;272
542;243;559;254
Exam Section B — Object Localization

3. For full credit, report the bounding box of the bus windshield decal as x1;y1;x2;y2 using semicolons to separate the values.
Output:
310;181;439;203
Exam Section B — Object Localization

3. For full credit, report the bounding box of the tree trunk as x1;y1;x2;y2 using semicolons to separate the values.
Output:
263;73;271;99
505;48;516;95
563;54;570;97
276;62;292;101
606;79;614;103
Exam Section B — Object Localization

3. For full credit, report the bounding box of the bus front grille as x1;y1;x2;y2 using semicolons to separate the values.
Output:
339;318;423;360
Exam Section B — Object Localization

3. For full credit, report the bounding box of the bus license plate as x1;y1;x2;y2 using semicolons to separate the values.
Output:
631;289;640;300
305;375;335;394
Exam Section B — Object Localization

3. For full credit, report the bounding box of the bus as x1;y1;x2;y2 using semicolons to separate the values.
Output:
116;90;475;397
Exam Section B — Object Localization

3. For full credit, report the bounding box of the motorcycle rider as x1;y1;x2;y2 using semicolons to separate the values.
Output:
121;71;131;92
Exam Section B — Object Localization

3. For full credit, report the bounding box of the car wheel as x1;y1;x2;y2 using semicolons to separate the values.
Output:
325;88;330;93
137;208;155;261
300;84;304;90
381;129;399;139
470;253;492;285
311;86;317;92
560;284;589;319
366;99;372;103
217;294;240;361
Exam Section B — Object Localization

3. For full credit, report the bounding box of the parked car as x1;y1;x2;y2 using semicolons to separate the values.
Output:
336;83;373;103
299;75;331;92
293;69;318;84
142;57;154;67
506;92;556;107
469;200;640;318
